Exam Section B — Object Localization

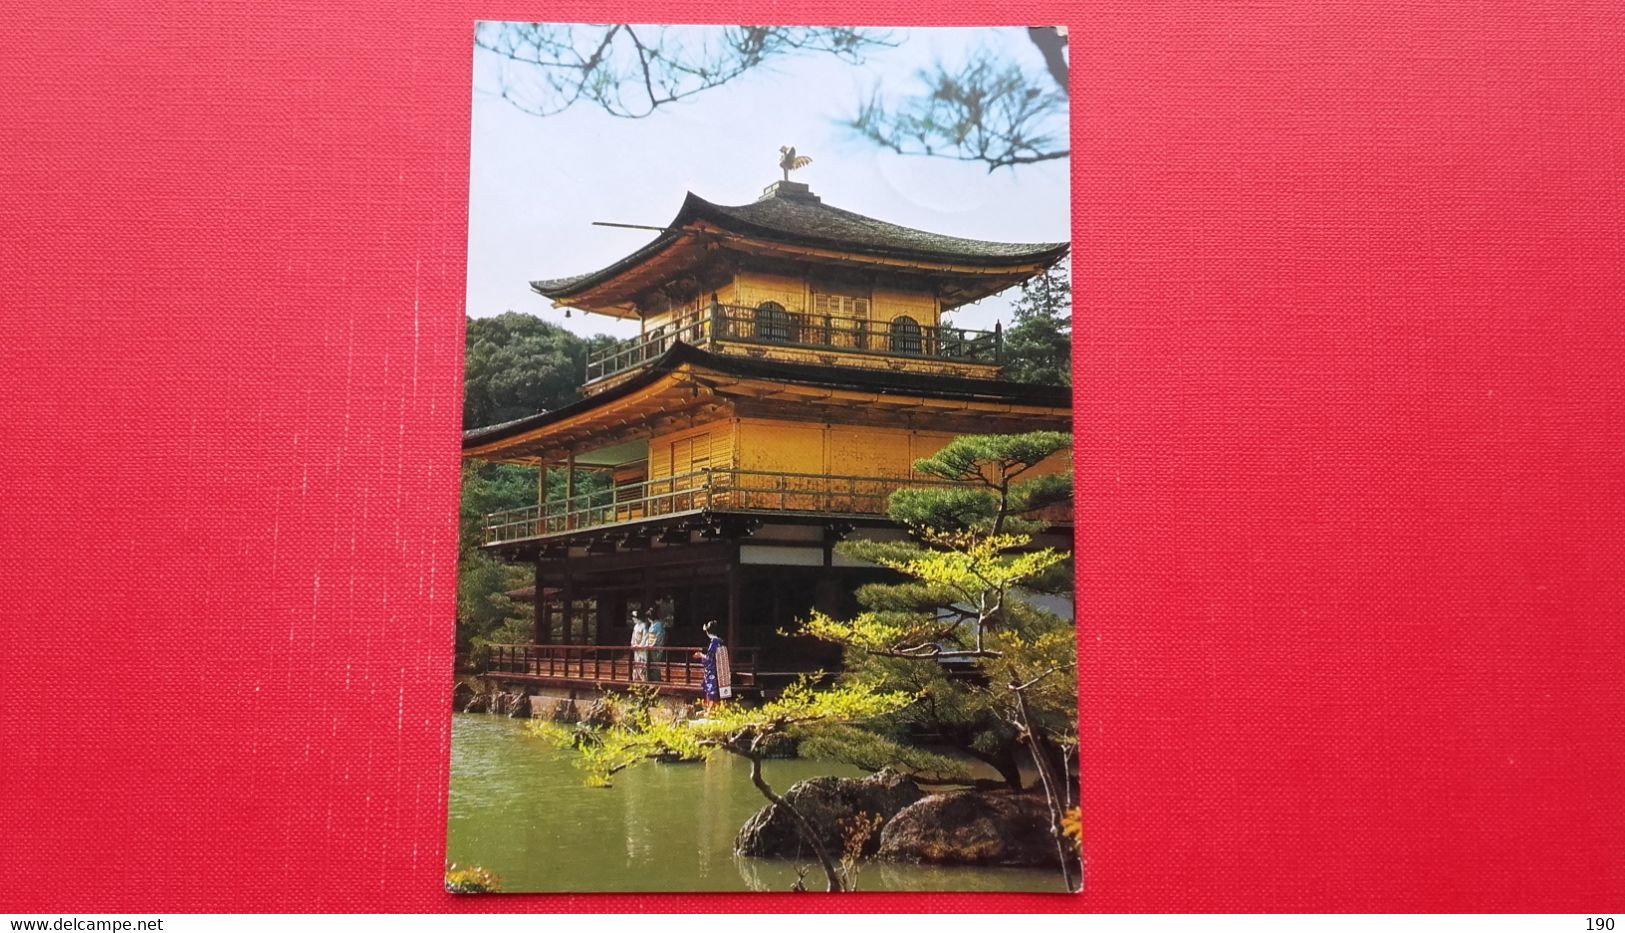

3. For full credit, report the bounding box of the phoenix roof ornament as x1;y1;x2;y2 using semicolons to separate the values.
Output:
777;145;812;181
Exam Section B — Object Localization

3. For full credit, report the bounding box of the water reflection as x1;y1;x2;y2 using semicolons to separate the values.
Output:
447;713;1062;893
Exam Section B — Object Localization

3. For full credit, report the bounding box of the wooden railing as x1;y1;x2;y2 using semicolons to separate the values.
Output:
484;643;758;692
482;468;963;545
584;302;1003;383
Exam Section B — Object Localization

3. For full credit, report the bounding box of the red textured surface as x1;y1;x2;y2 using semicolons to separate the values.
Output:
3;0;1623;914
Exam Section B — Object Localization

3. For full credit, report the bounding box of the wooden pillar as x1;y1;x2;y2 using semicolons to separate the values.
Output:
641;555;655;618
561;571;575;645
541;592;554;645
542;559;555;646
725;543;741;649
564;450;576;530
539;462;554;535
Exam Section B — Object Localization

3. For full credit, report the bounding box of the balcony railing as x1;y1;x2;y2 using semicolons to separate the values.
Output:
584;302;1003;384
482;467;963;545
484;644;759;694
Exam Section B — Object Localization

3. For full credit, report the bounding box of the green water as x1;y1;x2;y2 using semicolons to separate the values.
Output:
446;713;1066;893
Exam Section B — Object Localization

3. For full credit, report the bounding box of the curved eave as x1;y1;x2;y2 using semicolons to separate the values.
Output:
529;229;703;320
670;193;1070;268
528;192;1070;315
462;343;1072;460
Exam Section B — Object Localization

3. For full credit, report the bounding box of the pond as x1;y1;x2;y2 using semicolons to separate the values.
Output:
446;713;1067;893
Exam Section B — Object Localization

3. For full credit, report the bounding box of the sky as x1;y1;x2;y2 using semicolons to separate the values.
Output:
466;25;1071;341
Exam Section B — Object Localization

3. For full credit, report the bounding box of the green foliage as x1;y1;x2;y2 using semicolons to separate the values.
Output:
886;486;999;531
544;467;611;506
457;313;620;663
804;431;1077;791
528;687;698;786
805;531;1065;654
456;463;535;660
444;864;501;893
463;312;616;429
459;461;537;546
895;432;1072;536
796;725;971;783
1000;259;1071;386
537;679;914;788
911;431;1072;485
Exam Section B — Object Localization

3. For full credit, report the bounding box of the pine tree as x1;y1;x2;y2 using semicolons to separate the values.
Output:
802;431;1080;890
1001;260;1072;386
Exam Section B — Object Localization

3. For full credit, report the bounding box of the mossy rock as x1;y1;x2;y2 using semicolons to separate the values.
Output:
876;791;1061;867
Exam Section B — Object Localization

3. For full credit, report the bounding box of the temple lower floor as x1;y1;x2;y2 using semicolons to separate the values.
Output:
523;537;895;681
480;517;1072;697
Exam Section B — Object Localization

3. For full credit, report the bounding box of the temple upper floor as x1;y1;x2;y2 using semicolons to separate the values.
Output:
580;271;1008;390
529;181;1068;392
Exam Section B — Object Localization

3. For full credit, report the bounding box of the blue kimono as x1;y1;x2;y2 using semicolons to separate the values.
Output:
700;634;723;701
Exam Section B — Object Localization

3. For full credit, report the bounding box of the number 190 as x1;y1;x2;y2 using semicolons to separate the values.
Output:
1588;919;1614;931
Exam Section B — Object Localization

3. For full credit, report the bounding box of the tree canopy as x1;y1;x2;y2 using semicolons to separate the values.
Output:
464;311;616;430
801;431;1080;890
999;259;1072;387
458;313;610;662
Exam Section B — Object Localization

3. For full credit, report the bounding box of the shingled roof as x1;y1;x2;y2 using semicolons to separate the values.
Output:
531;183;1069;300
463;342;1071;449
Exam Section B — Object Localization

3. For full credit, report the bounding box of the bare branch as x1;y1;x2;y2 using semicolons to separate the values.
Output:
848;44;1069;172
476;24;892;119
864;645;1004;660
1010;663;1074;693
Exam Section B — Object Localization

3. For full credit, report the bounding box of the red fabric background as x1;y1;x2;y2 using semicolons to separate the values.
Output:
3;0;1622;913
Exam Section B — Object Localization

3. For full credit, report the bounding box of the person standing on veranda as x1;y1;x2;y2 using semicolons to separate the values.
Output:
645;612;668;683
694;619;732;711
629;609;649;682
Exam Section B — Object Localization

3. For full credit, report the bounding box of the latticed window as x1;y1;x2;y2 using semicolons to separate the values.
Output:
889;316;924;355
753;301;794;341
813;292;870;319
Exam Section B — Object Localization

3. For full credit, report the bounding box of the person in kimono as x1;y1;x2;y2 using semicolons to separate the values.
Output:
693;619;732;708
629;609;649;682
645;613;667;683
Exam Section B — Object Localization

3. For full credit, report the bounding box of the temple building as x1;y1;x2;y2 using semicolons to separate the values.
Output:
463;176;1073;696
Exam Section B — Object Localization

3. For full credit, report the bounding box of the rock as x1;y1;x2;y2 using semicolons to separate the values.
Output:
579;697;617;728
735;768;923;860
876;791;1061;867
537;698;578;723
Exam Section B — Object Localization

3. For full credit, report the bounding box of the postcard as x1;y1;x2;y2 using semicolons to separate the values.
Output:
448;22;1078;894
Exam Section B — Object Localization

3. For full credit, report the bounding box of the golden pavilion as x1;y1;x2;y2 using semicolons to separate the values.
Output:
462;176;1073;696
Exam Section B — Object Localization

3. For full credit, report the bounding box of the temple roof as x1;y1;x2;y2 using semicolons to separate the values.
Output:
463;342;1071;451
530;183;1069;307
